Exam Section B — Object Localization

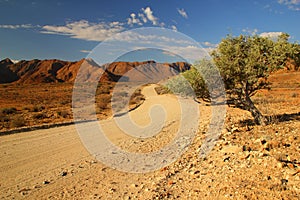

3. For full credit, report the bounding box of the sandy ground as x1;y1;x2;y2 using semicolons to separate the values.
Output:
0;84;200;199
0;84;299;199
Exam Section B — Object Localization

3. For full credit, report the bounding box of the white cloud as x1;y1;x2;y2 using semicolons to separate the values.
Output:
177;8;188;19
1;7;168;43
200;42;218;54
80;50;91;53
171;25;177;31
0;24;35;29
142;7;159;25
166;45;210;61
242;28;259;35
127;13;143;26
138;13;147;23
259;32;284;40
202;41;218;48
107;31;196;46
278;0;300;10
127;7;164;27
0;7;169;43
41;20;125;41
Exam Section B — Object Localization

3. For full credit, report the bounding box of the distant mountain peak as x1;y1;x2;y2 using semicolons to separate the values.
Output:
0;58;13;65
0;58;190;84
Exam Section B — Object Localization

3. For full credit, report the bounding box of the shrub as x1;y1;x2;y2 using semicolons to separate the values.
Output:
1;107;17;114
33;113;47;119
10;116;26;128
0;112;9;122
57;110;69;118
22;106;31;111
154;85;170;95
32;105;45;112
291;93;298;98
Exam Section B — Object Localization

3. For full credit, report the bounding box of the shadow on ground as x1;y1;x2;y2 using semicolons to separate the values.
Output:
239;112;300;126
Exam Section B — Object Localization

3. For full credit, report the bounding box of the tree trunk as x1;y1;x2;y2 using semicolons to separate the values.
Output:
245;92;267;125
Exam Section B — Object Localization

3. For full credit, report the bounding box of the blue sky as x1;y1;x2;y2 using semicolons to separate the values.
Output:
0;0;300;62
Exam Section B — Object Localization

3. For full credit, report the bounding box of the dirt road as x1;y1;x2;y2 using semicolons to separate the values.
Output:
0;84;198;199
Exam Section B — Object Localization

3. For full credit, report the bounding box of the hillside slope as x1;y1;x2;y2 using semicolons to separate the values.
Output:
0;58;191;84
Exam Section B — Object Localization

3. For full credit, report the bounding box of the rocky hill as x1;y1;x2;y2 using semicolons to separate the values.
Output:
0;58;191;84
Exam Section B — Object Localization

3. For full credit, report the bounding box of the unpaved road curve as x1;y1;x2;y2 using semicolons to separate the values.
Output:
0;84;197;199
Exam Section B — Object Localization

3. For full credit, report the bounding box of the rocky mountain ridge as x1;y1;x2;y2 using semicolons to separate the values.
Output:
0;58;191;84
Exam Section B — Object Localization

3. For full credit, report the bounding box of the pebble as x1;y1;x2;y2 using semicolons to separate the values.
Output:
60;171;67;176
43;180;50;185
109;188;116;193
281;179;288;185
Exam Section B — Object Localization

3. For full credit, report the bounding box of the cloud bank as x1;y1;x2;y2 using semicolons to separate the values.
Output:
278;0;300;11
177;8;188;19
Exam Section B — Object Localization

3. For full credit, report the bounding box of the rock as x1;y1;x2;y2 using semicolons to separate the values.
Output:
109;188;116;193
60;171;67;176
242;145;251;152
231;127;239;133
261;139;267;145
167;180;175;186
223;157;231;162
43;180;50;185
281;179;288;185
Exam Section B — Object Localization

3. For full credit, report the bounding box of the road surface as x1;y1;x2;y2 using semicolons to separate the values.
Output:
0;84;199;199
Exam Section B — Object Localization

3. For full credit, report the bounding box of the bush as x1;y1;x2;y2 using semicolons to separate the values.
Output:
154;85;170;95
10;116;26;128
32;105;45;112
22;106;31;111
33;113;47;119
57;110;69;118
291;93;298;98
165;74;195;97
1;107;17;114
0;112;9;122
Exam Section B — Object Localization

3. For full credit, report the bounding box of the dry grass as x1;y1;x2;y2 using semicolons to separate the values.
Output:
0;82;146;131
0;71;298;131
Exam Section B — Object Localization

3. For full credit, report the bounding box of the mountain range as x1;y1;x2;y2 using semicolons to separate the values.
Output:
0;58;191;84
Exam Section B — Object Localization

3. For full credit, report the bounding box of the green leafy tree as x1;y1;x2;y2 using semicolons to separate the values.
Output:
165;59;224;102
211;33;297;125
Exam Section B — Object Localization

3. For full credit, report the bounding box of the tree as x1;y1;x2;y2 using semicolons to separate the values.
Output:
211;33;296;125
165;60;215;101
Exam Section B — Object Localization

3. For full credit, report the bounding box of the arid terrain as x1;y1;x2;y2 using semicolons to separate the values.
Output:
0;58;190;132
0;61;299;199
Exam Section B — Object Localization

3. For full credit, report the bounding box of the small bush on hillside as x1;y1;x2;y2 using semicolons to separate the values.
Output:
0;112;9;122
1;107;17;114
33;113;47;119
57;110;69;118
32;105;45;112
22;106;31;111
10;116;26;128
291;93;298;98
154;85;171;95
